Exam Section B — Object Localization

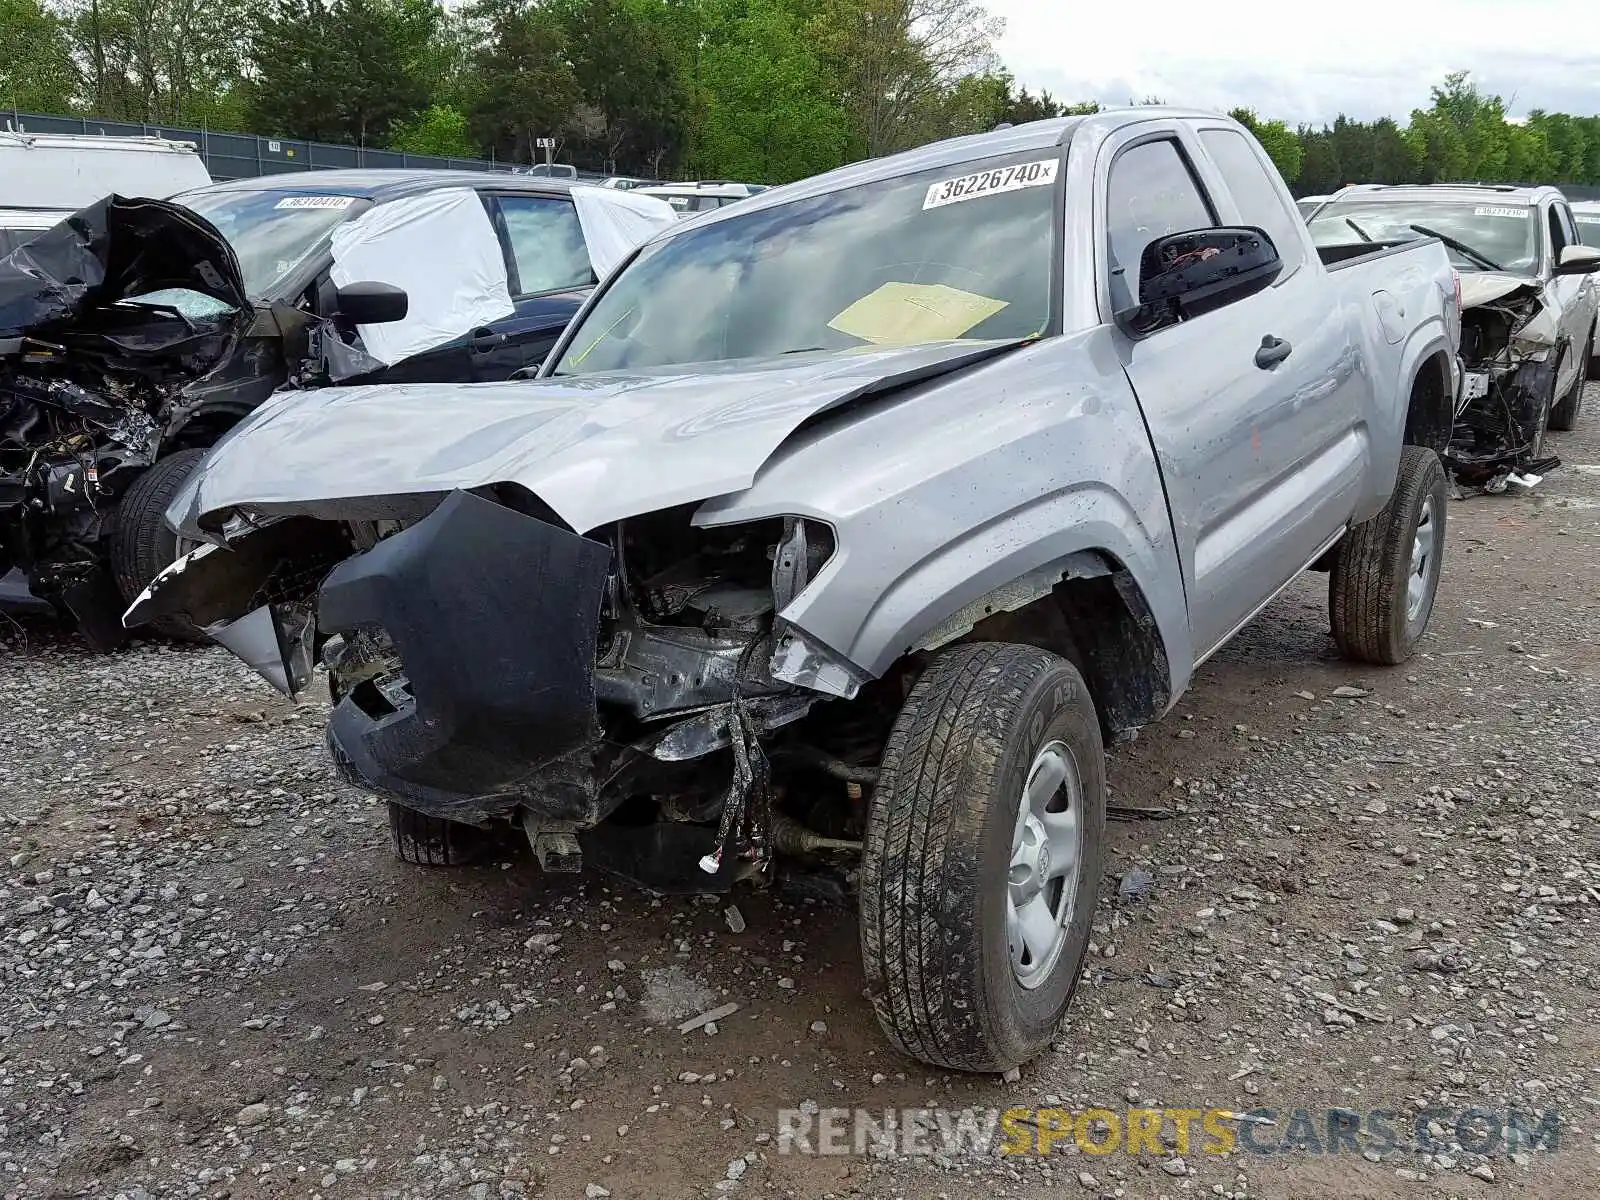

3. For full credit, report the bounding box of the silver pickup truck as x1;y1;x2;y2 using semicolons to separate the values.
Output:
127;110;1460;1074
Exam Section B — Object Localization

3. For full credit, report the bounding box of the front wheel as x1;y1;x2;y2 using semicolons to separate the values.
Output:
860;643;1105;1073
109;448;208;640
1329;445;1448;665
1550;336;1590;431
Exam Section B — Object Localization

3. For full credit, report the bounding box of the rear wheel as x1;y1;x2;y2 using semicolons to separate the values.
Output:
109;448;207;640
1329;445;1448;665
860;643;1105;1072
1550;336;1590;431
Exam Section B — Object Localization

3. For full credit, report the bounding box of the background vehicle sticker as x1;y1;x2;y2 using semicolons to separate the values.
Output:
1473;205;1528;219
923;159;1058;210
274;195;357;210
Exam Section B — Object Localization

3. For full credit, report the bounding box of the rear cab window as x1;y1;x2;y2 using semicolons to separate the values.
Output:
1196;128;1305;274
489;194;594;296
1104;139;1217;312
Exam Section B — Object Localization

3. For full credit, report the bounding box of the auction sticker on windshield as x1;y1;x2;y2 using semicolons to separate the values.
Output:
1474;206;1528;219
923;159;1059;210
274;195;358;210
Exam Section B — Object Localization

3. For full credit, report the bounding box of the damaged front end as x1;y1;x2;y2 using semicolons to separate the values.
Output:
128;490;873;895
1448;278;1561;491
0;196;255;642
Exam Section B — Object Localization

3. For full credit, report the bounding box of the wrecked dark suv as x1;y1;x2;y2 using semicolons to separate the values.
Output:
0;175;671;645
129;111;1462;1072
1310;184;1600;490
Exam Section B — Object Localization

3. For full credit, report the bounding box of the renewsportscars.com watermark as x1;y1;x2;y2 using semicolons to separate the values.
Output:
775;1104;1561;1159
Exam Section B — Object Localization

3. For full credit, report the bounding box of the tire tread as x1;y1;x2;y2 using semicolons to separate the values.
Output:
862;643;1091;1071
1329;445;1446;665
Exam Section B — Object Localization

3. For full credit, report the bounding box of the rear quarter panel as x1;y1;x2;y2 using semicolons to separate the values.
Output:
1327;243;1457;520
694;331;1194;693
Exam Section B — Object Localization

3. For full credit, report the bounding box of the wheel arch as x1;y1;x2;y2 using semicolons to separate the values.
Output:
1402;347;1455;456
909;550;1175;738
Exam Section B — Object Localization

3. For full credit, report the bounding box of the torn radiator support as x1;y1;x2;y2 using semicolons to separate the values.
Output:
637;692;813;762
697;700;774;877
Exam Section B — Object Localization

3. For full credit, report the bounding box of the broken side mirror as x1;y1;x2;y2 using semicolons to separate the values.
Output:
335;280;409;325
1555;244;1600;276
1115;227;1283;337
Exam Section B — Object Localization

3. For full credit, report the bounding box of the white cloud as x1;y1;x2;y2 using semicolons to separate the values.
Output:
988;0;1600;126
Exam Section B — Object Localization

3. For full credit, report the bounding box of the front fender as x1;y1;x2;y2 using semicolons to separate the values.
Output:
695;332;1193;698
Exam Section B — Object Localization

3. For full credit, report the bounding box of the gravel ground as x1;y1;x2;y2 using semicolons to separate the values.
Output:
3;383;1598;1200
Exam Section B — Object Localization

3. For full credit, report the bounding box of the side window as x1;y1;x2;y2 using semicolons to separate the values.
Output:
1105;139;1216;311
1197;129;1305;273
493;195;593;295
1553;203;1580;258
1577;211;1600;248
1547;204;1570;260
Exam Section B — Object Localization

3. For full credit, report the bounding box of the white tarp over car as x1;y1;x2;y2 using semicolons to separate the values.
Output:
329;188;512;367
570;185;675;279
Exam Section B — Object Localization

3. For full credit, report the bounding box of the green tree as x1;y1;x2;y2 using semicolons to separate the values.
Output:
390;102;477;156
66;0;252;125
0;0;78;113
461;0;579;163
692;0;852;183
248;0;438;145
811;0;1002;157
1229;107;1302;182
550;0;687;176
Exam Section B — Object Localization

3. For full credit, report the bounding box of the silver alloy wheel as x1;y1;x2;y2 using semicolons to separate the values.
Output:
1006;739;1083;989
1406;494;1437;623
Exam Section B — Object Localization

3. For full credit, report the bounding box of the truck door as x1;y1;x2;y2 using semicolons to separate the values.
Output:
1102;125;1368;658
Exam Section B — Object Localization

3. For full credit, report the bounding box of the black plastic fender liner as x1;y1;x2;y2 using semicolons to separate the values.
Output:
319;489;613;809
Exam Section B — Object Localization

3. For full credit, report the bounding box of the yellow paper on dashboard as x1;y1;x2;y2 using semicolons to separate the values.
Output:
827;282;1009;346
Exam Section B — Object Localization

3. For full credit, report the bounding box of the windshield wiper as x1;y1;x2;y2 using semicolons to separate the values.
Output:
1408;223;1502;272
1344;217;1373;243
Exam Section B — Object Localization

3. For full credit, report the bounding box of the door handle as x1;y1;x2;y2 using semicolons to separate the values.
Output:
470;328;505;352
1254;334;1293;369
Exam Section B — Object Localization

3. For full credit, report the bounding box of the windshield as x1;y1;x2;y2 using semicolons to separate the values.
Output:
553;151;1060;375
1577;209;1600;248
176;189;370;300
1307;198;1539;274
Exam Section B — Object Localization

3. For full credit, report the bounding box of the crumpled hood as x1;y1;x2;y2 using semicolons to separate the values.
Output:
0;194;248;337
172;338;1022;537
1458;271;1540;310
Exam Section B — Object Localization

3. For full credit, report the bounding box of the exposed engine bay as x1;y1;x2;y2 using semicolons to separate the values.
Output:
0;196;316;642
1448;285;1561;491
130;493;887;896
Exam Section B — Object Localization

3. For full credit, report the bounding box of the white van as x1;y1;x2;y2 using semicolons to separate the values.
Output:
0;131;212;250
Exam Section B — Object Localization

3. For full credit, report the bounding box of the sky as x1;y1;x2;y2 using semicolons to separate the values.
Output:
990;0;1600;127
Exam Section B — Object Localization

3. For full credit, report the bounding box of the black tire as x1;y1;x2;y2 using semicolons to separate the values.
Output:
388;802;491;867
1550;336;1590;431
1329;445;1448;665
109;448;208;640
860;643;1106;1073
